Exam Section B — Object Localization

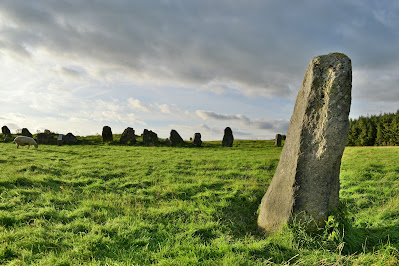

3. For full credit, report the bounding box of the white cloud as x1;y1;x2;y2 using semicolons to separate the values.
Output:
127;98;152;112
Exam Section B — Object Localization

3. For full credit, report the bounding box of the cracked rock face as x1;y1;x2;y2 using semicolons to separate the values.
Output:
258;53;352;233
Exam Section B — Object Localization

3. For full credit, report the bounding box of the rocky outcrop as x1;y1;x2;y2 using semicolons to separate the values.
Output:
258;53;352;233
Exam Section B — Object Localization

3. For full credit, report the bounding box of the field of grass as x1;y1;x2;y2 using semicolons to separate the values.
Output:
0;139;398;265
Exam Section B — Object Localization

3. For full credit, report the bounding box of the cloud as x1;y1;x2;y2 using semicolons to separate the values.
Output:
127;98;152;112
1;1;397;101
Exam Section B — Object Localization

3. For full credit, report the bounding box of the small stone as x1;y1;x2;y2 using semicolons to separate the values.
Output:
120;127;136;144
169;129;184;146
193;133;202;147
102;126;113;142
221;127;234;147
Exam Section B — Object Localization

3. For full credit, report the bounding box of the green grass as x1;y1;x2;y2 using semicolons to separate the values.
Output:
0;140;398;265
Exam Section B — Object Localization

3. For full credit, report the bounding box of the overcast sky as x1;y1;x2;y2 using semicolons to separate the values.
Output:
0;1;398;140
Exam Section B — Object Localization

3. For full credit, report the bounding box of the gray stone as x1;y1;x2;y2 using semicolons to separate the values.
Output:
37;133;57;144
193;133;202;147
64;133;78;145
143;129;158;144
258;53;352;233
169;129;184;146
58;134;63;146
2;126;11;141
275;134;282;147
21;128;33;138
221;127;234;147
120;127;136;144
102;126;113;142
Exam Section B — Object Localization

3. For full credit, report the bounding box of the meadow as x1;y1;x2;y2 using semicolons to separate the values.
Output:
0;139;398;265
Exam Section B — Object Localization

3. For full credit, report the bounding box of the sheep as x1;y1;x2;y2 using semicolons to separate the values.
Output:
14;136;38;149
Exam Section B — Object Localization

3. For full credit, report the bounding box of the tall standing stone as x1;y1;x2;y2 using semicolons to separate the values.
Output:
21;128;33;138
275;134;282;147
2;126;11;141
222;127;234;147
102;126;113;142
193;133;202;147
169;129;184;146
258;53;352;233
120;127;136;144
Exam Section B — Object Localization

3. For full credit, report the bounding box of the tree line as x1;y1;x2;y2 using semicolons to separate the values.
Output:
347;110;399;146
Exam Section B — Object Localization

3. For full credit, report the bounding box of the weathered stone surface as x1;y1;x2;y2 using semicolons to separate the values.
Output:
258;53;352;233
120;127;136;144
2;126;11;141
37;133;57;144
221;127;234;147
102;126;113;142
275;134;282;147
143;129;158;144
169;129;184;146
21;128;33;138
64;133;78;144
193;133;202;147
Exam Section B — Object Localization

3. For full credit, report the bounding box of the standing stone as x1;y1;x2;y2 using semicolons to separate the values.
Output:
258;53;352;233
37;133;57;144
221;127;234;147
64;133;78;144
120;127;136;144
2;126;11;141
193;133;202;147
21;128;33;138
57;134;63;146
102;126;113;142
142;129;158;144
169;129;184;146
275;134;282;147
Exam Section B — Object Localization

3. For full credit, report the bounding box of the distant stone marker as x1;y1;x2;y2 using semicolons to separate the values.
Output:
221;127;234;147
120;127;136;144
2;126;11;141
58;134;63;146
193;133;202;147
143;129;158;144
37;132;57;144
169;129;184;146
21;128;33;138
102;126;113;142
275;134;282;147
64;133;78;144
258;53;352;233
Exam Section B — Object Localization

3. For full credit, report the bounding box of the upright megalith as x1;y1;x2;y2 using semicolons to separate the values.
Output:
222;127;234;147
275;134;282;147
193;133;202;147
143;129;158;144
169;129;184;146
120;127;136;144
21;128;33;138
64;133;78;144
2;126;11;141
258;53;352;233
102;126;113;142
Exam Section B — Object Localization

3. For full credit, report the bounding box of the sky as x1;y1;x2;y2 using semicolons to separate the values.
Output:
0;1;398;140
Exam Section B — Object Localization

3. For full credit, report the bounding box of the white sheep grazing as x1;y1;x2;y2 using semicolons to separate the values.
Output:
14;136;38;149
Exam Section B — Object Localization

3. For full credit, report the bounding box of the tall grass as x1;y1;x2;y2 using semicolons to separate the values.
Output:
0;140;398;265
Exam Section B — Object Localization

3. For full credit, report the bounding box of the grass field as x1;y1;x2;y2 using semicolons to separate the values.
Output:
0;139;398;265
